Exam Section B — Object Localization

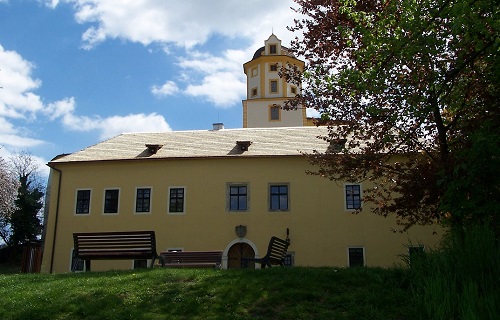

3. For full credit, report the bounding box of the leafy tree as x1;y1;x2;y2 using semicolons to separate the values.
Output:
285;0;499;230
0;157;18;244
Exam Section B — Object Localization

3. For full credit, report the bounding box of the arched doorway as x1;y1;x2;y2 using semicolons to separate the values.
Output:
227;242;255;269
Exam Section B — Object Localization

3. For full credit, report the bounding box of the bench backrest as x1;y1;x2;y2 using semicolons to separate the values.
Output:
73;231;157;260
161;251;223;264
265;236;290;265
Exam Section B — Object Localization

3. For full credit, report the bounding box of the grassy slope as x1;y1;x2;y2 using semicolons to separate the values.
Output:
0;267;412;320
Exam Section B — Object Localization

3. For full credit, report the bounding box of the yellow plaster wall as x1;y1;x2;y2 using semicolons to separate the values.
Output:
42;156;442;273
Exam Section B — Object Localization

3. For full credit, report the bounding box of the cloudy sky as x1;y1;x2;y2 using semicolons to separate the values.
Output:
0;0;306;176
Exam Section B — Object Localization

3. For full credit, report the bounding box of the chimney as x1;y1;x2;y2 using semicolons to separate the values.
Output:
212;123;224;131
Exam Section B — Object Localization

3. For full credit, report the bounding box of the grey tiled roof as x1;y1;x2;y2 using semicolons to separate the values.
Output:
50;126;330;163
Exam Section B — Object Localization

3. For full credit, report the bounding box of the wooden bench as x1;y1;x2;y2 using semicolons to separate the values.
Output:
72;231;158;272
159;251;223;269
243;236;290;268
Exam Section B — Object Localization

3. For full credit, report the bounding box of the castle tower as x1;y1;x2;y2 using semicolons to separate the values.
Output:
242;34;306;128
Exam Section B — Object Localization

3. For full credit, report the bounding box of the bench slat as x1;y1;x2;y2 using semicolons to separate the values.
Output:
242;236;289;268
72;231;158;271
159;251;222;269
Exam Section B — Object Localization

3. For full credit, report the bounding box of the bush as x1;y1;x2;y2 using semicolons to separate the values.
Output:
410;224;499;320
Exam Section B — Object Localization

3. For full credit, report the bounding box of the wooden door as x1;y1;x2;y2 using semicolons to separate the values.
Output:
227;243;255;269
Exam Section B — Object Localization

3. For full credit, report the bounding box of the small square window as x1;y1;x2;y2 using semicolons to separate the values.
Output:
251;88;258;97
104;189;119;214
345;184;361;210
291;86;297;94
169;187;185;213
270;80;278;93
348;247;365;267
270;184;288;211
75;189;91;214
136;188;151;213
251;67;258;77
270;64;278;72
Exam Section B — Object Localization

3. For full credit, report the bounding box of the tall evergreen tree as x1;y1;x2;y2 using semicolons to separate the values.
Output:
9;174;43;246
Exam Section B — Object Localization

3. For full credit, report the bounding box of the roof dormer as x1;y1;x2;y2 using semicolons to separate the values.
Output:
265;34;281;55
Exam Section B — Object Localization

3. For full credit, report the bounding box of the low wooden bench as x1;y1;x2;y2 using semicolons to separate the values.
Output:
159;250;223;269
72;231;158;271
243;236;290;268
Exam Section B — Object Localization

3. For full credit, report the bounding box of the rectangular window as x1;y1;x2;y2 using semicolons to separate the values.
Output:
284;252;294;267
75;189;91;214
408;245;425;267
71;249;87;272
229;185;247;211
291;86;297;95
345;184;361;210
134;259;148;269
169;187;185;213
251;87;258;97
135;188;151;213
270;184;288;211
270;44;277;54
103;189;119;214
348;247;365;267
270;80;278;93
270;63;278;72
270;105;280;121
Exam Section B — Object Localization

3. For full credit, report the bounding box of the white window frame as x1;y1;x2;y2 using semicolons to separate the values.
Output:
103;187;120;215
347;247;365;267
75;188;92;215
168;186;186;215
134;186;153;214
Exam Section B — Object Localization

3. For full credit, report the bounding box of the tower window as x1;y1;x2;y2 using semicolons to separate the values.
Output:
269;44;277;54
251;67;258;77
270;80;278;93
291;86;297;95
270;64;278;72
251;88;258;97
270;105;281;121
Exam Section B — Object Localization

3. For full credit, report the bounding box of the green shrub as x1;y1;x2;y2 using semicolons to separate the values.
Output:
410;224;499;320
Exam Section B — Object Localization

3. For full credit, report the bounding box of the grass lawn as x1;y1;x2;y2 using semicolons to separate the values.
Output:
0;266;413;320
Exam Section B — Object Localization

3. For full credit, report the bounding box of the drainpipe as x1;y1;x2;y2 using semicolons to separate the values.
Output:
46;164;62;274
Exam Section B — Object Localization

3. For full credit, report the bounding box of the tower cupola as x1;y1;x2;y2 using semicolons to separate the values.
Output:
242;34;306;128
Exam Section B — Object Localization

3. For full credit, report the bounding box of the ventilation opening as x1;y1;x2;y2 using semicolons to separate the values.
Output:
145;144;163;154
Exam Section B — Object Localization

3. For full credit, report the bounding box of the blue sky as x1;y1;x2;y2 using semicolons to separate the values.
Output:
0;0;305;177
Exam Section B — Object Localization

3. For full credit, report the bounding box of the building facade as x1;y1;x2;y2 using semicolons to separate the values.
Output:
40;36;442;273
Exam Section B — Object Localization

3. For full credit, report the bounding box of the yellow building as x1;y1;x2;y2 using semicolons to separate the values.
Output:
41;36;442;273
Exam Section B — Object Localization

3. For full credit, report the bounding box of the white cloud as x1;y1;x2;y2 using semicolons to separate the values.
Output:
49;98;172;139
0;45;44;118
40;0;60;8
46;97;171;139
61;0;301;108
151;81;179;97
98;113;171;139
66;1;298;50
185;72;246;108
